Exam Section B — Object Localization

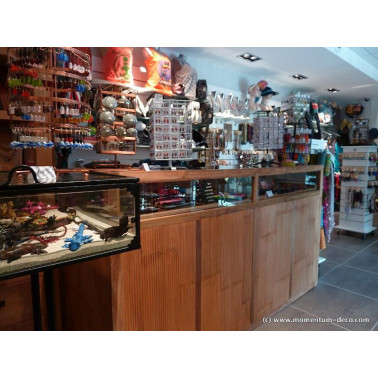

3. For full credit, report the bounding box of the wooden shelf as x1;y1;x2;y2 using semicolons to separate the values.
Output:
11;120;51;126
114;107;136;112
23;95;52;102
15;84;52;91
100;90;136;98
53;88;83;93
100;136;136;142
0;110;10;120
52;70;90;81
12;68;89;81
59;47;90;60
51;97;90;107
52;124;91;130
98;150;136;155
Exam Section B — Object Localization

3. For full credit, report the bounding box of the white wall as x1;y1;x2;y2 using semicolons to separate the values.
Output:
68;147;150;168
361;97;378;129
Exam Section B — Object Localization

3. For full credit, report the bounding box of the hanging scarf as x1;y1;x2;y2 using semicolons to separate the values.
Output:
326;160;335;242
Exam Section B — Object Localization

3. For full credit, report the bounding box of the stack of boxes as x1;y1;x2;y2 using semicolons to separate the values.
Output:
150;96;193;161
252;115;284;150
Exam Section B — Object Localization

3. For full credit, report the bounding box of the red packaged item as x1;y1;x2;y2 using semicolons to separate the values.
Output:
144;48;173;96
102;47;133;84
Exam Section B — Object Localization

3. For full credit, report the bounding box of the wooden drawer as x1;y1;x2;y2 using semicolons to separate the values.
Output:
0;278;34;330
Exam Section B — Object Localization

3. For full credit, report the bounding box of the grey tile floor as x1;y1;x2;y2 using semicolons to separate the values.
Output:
255;230;378;331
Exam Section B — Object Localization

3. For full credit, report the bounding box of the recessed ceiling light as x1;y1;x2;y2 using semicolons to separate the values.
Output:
291;74;308;80
327;88;340;92
239;53;261;62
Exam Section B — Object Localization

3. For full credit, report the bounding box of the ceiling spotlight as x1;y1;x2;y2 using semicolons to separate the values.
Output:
291;74;308;80
327;88;340;92
239;53;261;62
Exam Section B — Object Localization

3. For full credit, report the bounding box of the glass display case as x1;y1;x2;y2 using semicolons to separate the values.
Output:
0;168;140;279
258;172;318;199
140;176;253;214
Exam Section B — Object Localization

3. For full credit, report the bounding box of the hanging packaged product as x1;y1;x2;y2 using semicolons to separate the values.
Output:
144;48;173;96
102;47;133;84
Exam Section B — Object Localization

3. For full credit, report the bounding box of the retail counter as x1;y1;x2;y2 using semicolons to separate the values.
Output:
53;165;323;331
0;166;323;331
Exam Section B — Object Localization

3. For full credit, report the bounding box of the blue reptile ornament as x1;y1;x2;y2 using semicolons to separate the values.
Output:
62;223;93;251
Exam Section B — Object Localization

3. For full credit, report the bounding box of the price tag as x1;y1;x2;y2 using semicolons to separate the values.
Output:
265;190;274;198
171;167;177;171
153;94;163;107
142;163;150;171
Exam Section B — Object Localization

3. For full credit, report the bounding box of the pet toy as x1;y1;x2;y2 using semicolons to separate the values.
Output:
62;223;93;251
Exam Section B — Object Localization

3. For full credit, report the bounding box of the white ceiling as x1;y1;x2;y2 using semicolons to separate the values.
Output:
350;47;378;68
165;47;378;104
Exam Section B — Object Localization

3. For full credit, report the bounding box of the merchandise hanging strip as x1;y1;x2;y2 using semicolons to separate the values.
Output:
10;125;54;149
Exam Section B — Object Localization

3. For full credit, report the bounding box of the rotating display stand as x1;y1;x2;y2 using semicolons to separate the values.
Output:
95;85;137;162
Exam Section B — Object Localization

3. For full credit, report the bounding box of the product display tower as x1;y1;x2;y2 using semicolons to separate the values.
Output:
336;145;377;238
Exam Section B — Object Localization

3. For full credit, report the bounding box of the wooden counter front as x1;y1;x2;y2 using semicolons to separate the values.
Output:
55;166;322;331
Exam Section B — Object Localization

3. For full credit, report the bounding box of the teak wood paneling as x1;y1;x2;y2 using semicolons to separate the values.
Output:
290;196;320;299
200;209;254;331
0;276;34;330
58;256;113;331
110;220;197;330
252;202;294;325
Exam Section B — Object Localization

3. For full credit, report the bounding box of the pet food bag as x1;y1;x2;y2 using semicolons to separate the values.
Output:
102;47;133;84
144;48;173;96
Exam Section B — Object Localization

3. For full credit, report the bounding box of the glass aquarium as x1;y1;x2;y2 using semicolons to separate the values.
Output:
140;176;252;215
0;170;140;279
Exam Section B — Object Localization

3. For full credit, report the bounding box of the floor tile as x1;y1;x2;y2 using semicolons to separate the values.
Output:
327;233;374;251
344;250;378;274
320;265;378;301
291;283;378;331
320;245;359;264
318;260;338;278
254;305;345;331
360;242;378;256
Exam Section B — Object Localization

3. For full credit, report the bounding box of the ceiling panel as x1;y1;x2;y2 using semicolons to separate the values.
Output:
365;47;378;54
350;47;370;56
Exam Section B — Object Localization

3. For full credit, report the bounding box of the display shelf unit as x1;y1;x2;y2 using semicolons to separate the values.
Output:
7;47;93;164
149;95;193;167
336;145;377;238
7;47;92;126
